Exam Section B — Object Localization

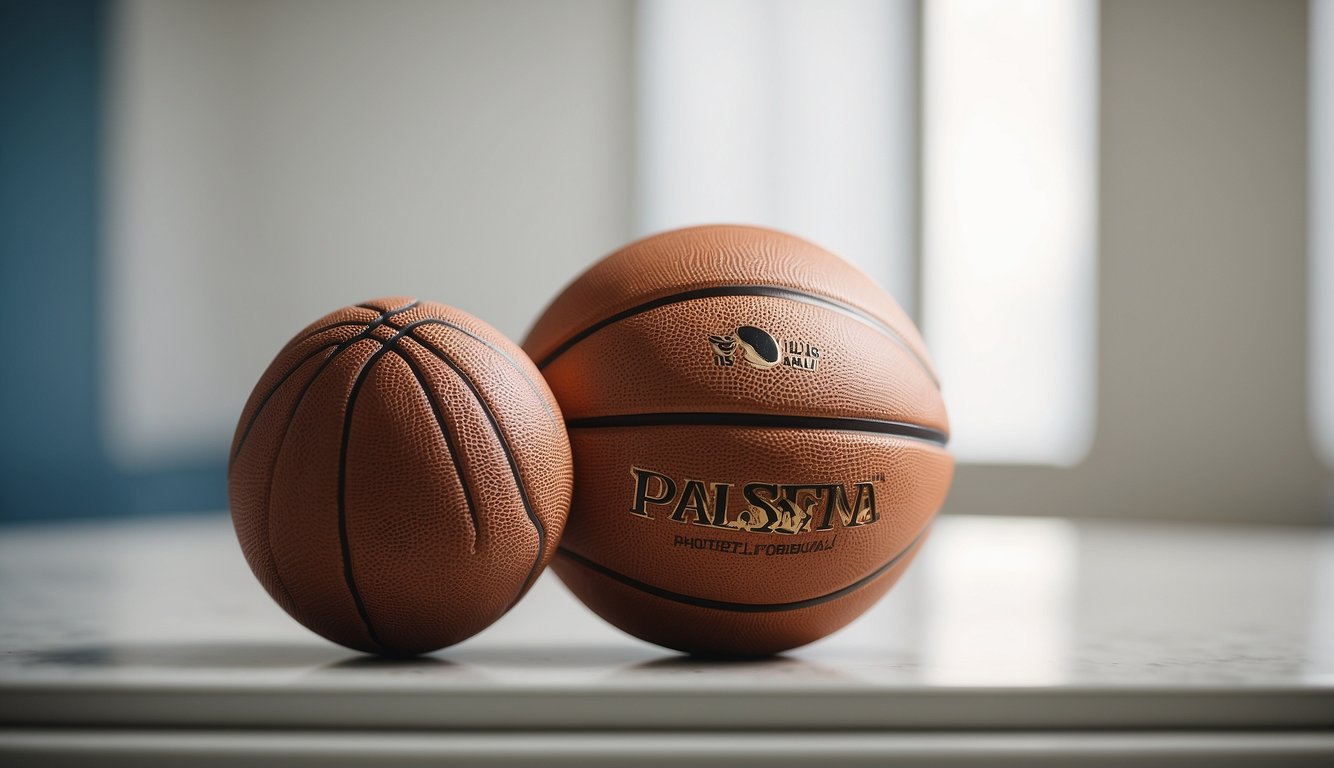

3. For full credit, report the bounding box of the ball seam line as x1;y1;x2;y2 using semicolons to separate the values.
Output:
337;317;453;654
383;316;556;420
400;330;548;610
565;412;948;447
389;347;481;554
556;527;928;614
230;340;342;469
231;300;421;466
533;284;939;388
248;301;419;634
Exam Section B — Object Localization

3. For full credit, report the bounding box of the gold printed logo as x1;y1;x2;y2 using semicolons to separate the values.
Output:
628;466;878;534
709;325;820;372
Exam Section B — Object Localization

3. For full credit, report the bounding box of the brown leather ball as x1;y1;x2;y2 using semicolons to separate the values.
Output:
229;297;571;655
525;225;952;657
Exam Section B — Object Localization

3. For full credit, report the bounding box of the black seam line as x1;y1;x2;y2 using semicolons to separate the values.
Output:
230;300;421;466
280;320;369;354
245;300;418;649
249;310;408;614
234;330;371;468
229;341;341;471
400;328;547;604
565;412;949;447
557;527;929;614
337;317;443;655
279;299;420;356
534;285;940;388
387;347;480;552
382;317;556;420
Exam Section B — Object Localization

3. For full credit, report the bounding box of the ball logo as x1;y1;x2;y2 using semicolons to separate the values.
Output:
628;466;878;535
708;325;821;372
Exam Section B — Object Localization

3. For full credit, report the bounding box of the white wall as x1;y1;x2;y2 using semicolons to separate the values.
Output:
105;0;633;467
945;0;1327;524
104;0;1328;524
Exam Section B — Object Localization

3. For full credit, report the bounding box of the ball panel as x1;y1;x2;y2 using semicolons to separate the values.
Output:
273;302;381;357
267;337;383;653
406;313;573;576
560;426;952;605
390;336;547;600
388;300;564;423
523;225;935;380
230;322;372;464
540;294;947;432
552;535;926;657
229;347;341;618
343;352;501;653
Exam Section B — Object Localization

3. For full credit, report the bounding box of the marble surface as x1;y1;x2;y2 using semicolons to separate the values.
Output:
1;513;1332;731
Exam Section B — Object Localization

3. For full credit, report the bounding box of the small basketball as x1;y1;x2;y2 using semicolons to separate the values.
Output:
229;297;571;655
525;225;952;656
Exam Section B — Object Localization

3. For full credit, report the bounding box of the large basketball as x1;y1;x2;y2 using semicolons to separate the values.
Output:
229;297;571;655
525;225;952;656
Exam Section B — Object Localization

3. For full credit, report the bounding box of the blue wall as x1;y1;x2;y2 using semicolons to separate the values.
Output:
0;0;227;522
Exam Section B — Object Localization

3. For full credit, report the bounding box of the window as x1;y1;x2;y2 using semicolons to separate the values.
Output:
639;0;1099;466
1311;0;1334;466
635;0;918;308
922;0;1098;465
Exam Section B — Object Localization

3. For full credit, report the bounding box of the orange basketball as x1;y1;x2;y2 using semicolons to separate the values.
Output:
525;226;952;656
229;297;571;655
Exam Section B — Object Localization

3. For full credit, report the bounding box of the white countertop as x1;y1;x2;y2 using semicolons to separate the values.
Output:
1;513;1331;764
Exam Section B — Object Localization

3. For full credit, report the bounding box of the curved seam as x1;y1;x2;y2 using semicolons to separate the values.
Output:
246;347;338;615
534;284;939;388
277;297;419;356
336;317;446;655
232;300;421;465
246;303;413;652
565;412;949;447
253;338;379;619
231;341;343;469
556;527;929;613
388;347;480;553
400;329;547;607
383;317;556;421
278;320;372;354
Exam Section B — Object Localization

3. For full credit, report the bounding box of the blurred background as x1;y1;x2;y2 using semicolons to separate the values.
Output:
0;0;1330;525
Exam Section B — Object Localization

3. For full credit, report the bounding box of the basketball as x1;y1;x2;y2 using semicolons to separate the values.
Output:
525;225;952;656
228;297;571;655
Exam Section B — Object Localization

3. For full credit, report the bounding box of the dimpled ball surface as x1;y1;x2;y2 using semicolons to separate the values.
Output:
525;225;952;657
229;297;571;655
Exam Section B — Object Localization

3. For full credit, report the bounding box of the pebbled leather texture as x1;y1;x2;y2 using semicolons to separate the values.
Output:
524;225;953;657
229;298;572;655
